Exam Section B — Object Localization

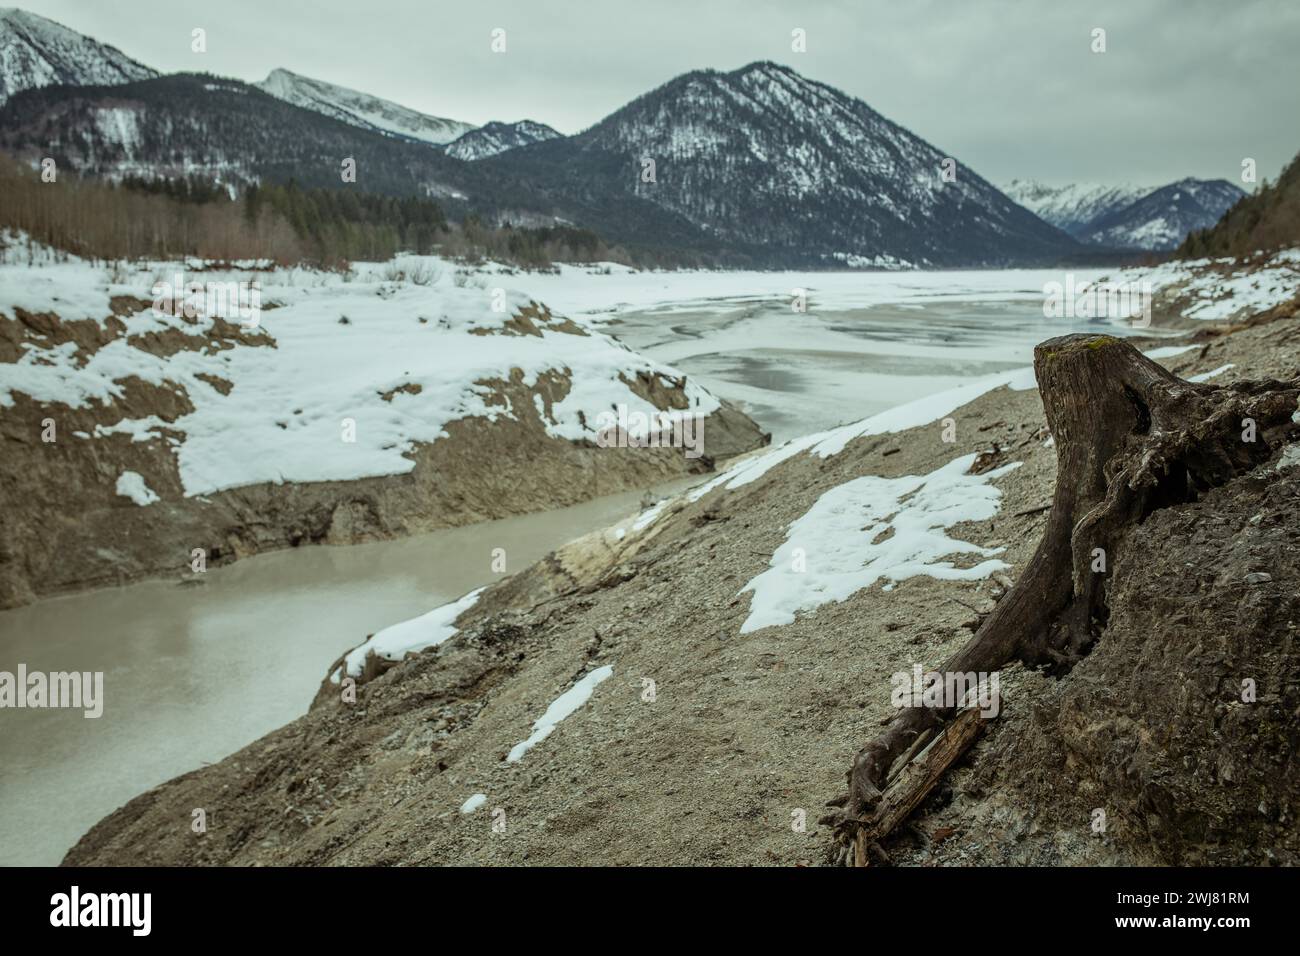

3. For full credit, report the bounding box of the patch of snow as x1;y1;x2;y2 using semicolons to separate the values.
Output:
506;665;613;763
739;454;1020;633
93;106;142;156
114;470;159;505
343;587;484;678
1189;364;1234;383
459;793;487;814
631;498;671;532
1143;345;1198;360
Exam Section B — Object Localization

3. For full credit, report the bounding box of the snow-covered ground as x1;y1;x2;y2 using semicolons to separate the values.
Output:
0;245;720;497
1122;248;1300;322
9;238;1293;863
442;249;1298;327
500;251;1296;442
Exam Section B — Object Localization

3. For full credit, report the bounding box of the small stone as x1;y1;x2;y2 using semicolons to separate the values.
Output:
1244;572;1273;585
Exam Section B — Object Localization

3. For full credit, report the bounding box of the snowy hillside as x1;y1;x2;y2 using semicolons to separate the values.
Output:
0;238;767;608
0;251;720;495
1123;247;1300;322
444;120;561;161
256;68;475;146
0;73;530;206
0;7;155;105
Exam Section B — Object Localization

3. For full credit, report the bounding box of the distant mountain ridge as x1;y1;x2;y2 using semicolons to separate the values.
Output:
445;120;561;161
1006;177;1245;250
1004;180;1148;235
0;7;155;105
255;68;475;146
1084;178;1245;250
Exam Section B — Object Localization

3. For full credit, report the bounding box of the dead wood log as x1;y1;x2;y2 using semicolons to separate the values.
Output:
849;706;987;866
823;333;1300;864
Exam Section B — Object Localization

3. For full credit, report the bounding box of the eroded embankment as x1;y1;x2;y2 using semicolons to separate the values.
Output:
0;263;766;608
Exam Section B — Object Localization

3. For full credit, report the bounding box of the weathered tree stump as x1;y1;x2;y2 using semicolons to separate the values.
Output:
823;333;1300;865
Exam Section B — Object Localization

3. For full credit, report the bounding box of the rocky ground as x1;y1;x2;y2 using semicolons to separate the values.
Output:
63;259;1300;867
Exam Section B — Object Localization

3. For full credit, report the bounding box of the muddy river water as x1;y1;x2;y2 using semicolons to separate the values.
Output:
0;482;690;865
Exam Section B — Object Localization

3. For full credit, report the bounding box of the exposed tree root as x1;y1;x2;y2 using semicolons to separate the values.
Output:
822;333;1299;865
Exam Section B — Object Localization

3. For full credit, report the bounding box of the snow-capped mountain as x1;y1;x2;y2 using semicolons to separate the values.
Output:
1082;178;1245;250
488;61;1076;267
445;120;561;161
1005;177;1245;250
1003;180;1148;235
256;68;474;146
0;7;155;105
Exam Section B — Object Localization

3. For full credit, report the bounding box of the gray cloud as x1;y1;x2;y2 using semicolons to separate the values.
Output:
23;0;1300;187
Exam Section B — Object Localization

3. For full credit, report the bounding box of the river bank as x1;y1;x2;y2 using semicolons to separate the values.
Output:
0;477;698;865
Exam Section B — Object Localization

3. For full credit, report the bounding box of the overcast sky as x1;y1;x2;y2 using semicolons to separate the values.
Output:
21;0;1300;187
